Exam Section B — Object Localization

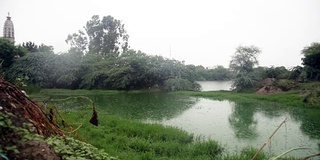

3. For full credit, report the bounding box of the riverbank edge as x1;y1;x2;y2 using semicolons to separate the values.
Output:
27;89;303;159
173;90;319;108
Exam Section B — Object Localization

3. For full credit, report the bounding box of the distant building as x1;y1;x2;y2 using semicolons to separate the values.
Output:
2;13;15;43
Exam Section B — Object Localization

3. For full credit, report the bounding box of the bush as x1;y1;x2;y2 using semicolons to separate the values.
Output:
275;79;299;91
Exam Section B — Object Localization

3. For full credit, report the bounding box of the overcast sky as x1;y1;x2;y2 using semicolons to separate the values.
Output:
1;0;320;68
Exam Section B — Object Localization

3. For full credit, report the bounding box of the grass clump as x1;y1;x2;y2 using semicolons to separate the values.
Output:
223;147;266;160
60;110;224;160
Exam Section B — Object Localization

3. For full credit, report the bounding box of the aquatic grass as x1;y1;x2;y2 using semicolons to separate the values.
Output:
222;147;267;160
58;110;224;159
38;89;121;96
191;140;224;159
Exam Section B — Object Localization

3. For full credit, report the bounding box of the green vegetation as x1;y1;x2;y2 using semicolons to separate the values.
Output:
28;89;307;159
55;110;225;160
2;15;234;91
2;14;319;93
229;45;262;91
56;109;294;160
301;42;320;80
4;101;295;159
174;90;315;108
0;112;116;160
1;12;320;159
0;38;26;71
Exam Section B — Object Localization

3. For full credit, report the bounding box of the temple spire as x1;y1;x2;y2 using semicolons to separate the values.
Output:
3;12;15;43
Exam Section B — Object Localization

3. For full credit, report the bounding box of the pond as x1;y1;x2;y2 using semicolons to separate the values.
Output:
52;91;320;158
196;81;233;91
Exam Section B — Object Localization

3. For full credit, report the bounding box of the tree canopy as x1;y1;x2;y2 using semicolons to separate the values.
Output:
229;45;261;91
66;15;129;57
0;38;26;71
229;45;261;73
301;42;320;80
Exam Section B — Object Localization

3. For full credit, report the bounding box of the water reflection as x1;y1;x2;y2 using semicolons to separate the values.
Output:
288;107;320;140
51;92;320;157
228;102;258;139
51;92;196;120
147;97;320;157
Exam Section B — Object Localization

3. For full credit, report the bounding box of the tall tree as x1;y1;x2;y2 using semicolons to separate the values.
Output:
229;45;261;73
86;15;129;56
301;42;320;80
67;15;129;57
65;30;88;56
38;44;54;54
229;45;261;91
22;41;38;53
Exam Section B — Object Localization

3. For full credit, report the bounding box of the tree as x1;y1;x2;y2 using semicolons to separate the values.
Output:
6;52;79;88
229;45;261;91
265;66;289;79
22;41;38;53
65;30;88;57
0;38;26;71
301;42;320;80
67;15;129;57
229;45;261;73
38;44;54;54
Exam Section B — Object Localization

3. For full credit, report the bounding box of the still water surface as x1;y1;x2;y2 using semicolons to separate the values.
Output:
146;98;320;157
197;81;233;91
54;91;320;157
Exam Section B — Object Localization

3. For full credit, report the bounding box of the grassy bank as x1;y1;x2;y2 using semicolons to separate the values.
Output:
30;89;301;159
58;110;225;160
173;90;316;108
57;110;280;160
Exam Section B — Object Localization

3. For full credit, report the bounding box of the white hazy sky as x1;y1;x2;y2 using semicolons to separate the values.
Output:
1;0;320;68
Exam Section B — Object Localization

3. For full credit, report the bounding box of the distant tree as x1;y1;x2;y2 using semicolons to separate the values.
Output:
5;52;55;87
86;15;129;56
0;38;26;71
22;41;38;53
6;52;79;88
229;45;261;73
252;66;267;80
288;66;306;81
265;66;289;79
67;15;129;58
229;45;261;91
65;30;88;57
301;42;320;80
211;65;234;80
38;44;54;54
231;72;259;91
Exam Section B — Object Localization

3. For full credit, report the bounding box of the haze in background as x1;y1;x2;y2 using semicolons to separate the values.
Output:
1;0;320;68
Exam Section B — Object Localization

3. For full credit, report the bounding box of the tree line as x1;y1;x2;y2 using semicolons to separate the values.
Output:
229;43;320;91
1;15;319;92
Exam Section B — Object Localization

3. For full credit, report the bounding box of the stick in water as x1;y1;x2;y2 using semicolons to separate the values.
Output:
251;117;288;160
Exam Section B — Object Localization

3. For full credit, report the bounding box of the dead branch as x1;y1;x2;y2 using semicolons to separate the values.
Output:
251;117;288;160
